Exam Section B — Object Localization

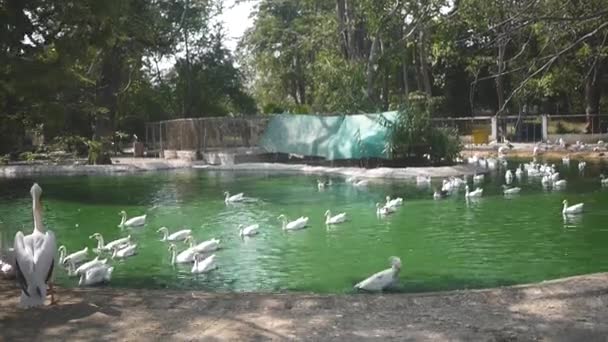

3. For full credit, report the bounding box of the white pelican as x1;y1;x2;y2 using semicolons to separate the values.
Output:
191;253;217;274
324;210;347;225
224;191;244;203
168;243;196;264
354;257;401;291
465;185;483;198
376;203;394;216
89;233;131;253
112;243;137;259
74;256;108;276
184;236;221;253
79;264;113;286
13;183;57;307
157;227;191;242
277;214;309;230
503;186;521;195
562;200;584;215
58;246;88;269
385;196;403;209
118;211;146;228
600;174;608;186
239;224;259;237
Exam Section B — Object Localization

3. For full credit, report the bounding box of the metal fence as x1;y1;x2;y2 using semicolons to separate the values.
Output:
145;117;270;155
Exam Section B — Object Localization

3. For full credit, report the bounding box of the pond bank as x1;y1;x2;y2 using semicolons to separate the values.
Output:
1;273;607;341
194;162;484;180
0;158;192;178
1;158;485;180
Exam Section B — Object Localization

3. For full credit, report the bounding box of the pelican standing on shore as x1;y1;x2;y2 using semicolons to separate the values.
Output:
13;183;57;307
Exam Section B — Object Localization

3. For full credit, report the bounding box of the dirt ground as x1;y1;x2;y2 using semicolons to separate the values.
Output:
1;273;608;341
463;147;608;162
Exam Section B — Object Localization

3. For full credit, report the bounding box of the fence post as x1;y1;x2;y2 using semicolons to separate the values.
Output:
541;115;548;142
491;116;498;142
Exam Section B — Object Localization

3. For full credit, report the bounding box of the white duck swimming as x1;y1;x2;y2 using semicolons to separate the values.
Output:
168;243;196;264
239;224;260;237
112;243;137;259
473;173;484;183
277;214;309;230
89;233;131;253
553;179;567;188
74;256;108;276
562;154;570;165
600;174;608;186
562;200;584;215
184;236;221;253
465;185;483;198
503;186;521;195
354;257;401;291
376;203;394;216
385;196;403;209
416;175;431;185
79;264;113;286
578;161;587;173
157;227;191;242
324;210;347;225
58;246;88;269
118;211;146;228
191;253;217;274
352;179;370;187
224;191;244;203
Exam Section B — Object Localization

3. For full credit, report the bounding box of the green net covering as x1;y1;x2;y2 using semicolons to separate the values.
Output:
259;112;398;160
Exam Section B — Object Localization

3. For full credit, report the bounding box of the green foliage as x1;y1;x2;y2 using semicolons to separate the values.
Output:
50;135;89;156
388;97;462;164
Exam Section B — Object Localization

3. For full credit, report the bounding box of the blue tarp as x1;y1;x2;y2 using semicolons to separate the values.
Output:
259;112;398;160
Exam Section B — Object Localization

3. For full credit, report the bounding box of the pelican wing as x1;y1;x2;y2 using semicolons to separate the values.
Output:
13;232;33;296
33;231;56;284
355;268;394;291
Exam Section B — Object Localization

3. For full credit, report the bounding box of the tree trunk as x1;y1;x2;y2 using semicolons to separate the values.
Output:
495;36;507;115
92;47;121;165
336;0;349;59
366;35;381;103
402;49;410;102
418;29;432;97
585;63;601;133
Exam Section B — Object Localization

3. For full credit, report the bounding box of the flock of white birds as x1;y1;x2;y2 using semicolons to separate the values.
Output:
2;147;606;307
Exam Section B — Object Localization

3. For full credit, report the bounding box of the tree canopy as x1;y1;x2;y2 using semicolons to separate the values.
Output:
1;0;608;158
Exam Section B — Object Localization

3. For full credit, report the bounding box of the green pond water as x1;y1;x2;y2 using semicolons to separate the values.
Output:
1;159;608;294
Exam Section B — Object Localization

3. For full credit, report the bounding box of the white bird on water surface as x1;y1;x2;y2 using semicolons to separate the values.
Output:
118;210;146;228
376;203;395;216
239;224;260;237
600;174;608;186
503;186;521;195
89;233;131;253
277;214;309;230
324;210;347;225
58;245;88;269
157;227;191;242
184;236;221;253
385;196;403;209
354;257;401;291
562;200;584;215
13;183;57;307
112;243;137;259
224;191;244;204
191;253;217;274
465;185;483;198
74;256;108;276
473;173;485;183
168;243;196;264
79;264;113;286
